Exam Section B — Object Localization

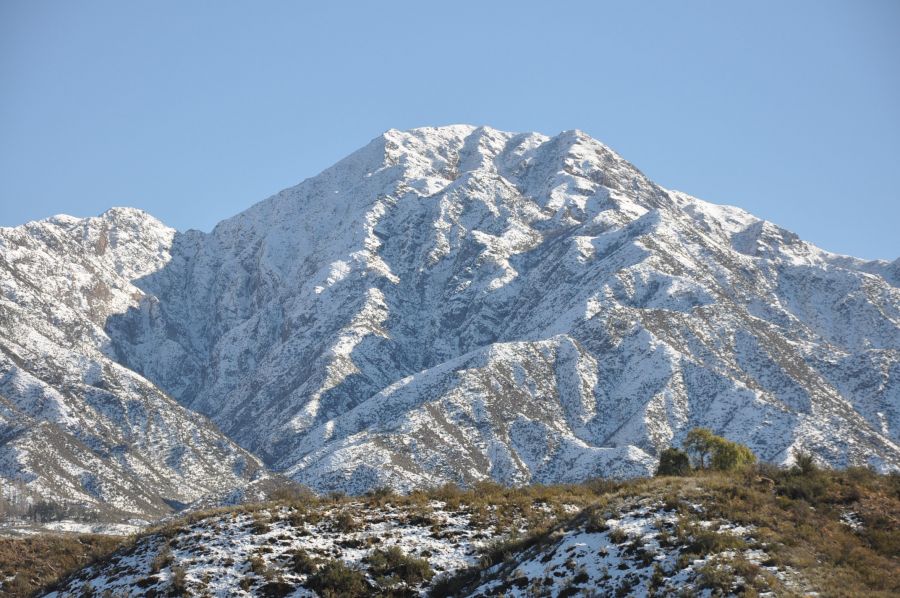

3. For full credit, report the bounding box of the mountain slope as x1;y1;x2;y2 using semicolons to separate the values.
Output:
0;209;266;522
2;125;898;501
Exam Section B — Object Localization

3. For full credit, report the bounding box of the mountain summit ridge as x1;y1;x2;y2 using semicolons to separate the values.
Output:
1;125;898;512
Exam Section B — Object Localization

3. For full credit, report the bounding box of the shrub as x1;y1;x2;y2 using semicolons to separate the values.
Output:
168;565;187;596
791;450;818;475
326;491;346;503
366;546;434;587
289;548;319;575
584;478;623;496
479;537;519;568
150;546;174;574
684;428;718;469
649;564;666;592
696;555;767;594
710;440;756;471
656;447;691;476
777;471;827;503
251;513;271;535
286;508;307;528
478;527;553;570
269;483;316;504
683;428;756;471
585;510;610;533
306;560;370;597
608;528;628;544
287;506;322;527
729;555;761;587
430;571;480;598
365;486;396;503
332;511;361;533
248;554;268;576
679;522;746;556
259;579;294;598
696;558;735;592
430;482;465;509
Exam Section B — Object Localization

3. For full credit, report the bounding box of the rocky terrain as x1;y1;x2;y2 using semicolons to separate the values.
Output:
1;125;898;520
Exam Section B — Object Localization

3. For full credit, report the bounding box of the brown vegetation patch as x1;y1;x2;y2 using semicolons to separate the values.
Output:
0;533;123;597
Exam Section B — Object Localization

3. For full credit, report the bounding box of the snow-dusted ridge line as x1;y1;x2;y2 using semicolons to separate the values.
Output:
1;124;898;515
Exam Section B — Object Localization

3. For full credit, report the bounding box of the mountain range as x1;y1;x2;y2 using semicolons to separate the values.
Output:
2;125;898;522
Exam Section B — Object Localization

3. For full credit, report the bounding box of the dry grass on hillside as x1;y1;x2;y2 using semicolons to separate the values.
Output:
0;534;123;597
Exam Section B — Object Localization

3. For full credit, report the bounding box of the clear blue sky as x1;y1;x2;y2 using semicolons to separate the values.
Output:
1;1;898;259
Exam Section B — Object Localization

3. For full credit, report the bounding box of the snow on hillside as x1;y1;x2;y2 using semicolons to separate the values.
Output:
42;480;812;597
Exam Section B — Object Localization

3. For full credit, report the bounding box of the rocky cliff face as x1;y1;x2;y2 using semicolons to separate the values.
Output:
2;125;898;503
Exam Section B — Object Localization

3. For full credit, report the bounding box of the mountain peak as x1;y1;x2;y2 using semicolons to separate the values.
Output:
98;205;160;223
1;124;898;519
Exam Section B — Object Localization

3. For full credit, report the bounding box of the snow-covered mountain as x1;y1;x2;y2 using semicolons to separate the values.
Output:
2;125;898;505
0;209;266;522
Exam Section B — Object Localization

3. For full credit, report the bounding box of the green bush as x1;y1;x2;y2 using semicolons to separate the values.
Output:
710;440;756;471
656;447;691;476
683;428;756;471
791;450;818;475
684;428;719;469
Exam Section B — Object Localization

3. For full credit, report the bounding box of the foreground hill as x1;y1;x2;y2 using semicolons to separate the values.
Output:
2;125;898;515
14;466;899;597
